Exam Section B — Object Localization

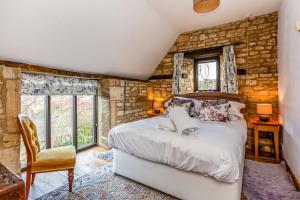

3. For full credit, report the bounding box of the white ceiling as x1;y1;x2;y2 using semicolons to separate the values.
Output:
0;0;282;80
147;0;282;33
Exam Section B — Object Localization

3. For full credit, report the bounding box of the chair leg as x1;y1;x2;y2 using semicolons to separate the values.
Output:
68;169;74;192
31;173;36;185
25;170;32;200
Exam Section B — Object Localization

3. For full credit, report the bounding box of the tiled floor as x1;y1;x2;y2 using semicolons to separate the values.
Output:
22;146;110;200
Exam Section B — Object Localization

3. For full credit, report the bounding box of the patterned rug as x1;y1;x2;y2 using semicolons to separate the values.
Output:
96;150;113;162
38;151;300;200
37;163;176;200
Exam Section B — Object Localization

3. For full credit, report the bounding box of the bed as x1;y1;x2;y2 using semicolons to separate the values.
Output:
108;92;247;200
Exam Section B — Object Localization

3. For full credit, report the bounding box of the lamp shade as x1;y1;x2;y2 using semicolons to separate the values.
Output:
257;104;272;115
153;101;163;109
193;0;220;13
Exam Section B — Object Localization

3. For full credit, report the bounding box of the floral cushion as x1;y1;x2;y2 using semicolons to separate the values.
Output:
198;101;230;122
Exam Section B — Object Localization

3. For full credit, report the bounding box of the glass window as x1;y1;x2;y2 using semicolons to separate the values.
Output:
51;96;73;148
77;96;95;148
20;94;96;170
195;58;219;91
20;95;46;167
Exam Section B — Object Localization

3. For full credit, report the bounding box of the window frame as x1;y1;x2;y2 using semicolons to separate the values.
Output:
194;57;221;92
21;94;98;171
23;95;97;151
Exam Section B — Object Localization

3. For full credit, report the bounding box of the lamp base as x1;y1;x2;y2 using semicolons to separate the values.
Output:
259;115;271;122
154;109;161;114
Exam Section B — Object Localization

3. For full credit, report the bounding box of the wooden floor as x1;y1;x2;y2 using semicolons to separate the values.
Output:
22;146;111;200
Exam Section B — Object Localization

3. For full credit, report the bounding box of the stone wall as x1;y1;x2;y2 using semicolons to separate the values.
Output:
0;65;21;173
98;79;152;147
151;12;279;150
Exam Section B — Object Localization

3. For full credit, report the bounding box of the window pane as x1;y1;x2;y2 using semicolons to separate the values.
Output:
197;61;217;91
77;96;94;148
51;96;73;148
21;95;46;168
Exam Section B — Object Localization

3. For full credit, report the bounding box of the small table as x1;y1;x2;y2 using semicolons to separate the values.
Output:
252;119;281;162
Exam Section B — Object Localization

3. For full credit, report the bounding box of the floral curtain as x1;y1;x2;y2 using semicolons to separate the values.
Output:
21;73;98;95
221;45;239;94
172;53;184;95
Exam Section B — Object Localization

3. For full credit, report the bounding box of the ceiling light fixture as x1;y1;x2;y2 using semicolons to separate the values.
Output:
193;0;220;13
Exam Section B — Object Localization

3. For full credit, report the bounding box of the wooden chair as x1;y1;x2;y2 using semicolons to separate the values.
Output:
18;114;76;200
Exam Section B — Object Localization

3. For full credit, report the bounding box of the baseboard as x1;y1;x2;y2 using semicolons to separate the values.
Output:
284;159;300;191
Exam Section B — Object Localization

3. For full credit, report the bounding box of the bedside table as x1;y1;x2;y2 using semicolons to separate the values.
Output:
252;119;281;162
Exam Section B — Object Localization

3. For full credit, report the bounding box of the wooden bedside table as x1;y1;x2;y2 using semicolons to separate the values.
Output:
252;119;281;162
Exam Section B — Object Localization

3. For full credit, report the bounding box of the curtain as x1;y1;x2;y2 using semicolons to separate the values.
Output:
172;53;184;95
21;73;98;95
221;45;239;94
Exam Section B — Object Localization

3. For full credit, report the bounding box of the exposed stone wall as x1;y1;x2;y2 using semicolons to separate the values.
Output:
0;65;21;173
151;12;279;150
98;79;152;146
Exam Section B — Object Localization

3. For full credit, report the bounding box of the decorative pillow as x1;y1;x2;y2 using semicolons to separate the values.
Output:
165;97;194;116
198;101;230;122
228;101;245;121
189;101;198;118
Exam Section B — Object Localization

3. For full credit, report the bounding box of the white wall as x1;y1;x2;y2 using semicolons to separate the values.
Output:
278;0;300;180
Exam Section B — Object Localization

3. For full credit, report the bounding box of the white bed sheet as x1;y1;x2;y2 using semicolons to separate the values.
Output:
108;117;247;183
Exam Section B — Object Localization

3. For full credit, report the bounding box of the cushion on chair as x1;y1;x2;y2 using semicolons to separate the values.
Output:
21;118;41;162
31;146;76;173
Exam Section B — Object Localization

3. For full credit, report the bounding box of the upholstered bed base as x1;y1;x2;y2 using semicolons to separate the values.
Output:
113;148;244;200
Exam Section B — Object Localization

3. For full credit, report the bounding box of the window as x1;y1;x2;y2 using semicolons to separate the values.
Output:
20;95;97;167
194;57;220;92
77;96;95;148
21;95;46;168
51;96;73;148
20;73;98;169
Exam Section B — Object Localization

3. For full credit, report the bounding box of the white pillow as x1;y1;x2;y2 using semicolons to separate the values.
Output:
168;106;198;135
228;101;245;121
156;117;176;132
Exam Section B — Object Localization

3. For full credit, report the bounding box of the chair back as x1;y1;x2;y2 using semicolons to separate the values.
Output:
17;114;41;165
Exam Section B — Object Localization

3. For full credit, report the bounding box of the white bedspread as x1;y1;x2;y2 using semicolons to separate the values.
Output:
108;117;247;183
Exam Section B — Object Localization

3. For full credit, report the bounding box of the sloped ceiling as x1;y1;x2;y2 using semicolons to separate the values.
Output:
0;0;282;80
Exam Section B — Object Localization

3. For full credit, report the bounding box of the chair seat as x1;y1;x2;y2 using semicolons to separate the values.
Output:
31;146;76;173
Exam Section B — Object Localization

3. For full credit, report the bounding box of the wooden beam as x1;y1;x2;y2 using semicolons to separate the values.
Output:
148;75;172;80
0;60;148;82
171;41;245;54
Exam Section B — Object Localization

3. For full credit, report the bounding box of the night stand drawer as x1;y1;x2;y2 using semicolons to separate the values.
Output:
254;125;279;132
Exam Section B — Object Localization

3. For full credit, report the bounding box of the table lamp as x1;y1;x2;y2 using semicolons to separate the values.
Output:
153;100;163;114
257;104;272;122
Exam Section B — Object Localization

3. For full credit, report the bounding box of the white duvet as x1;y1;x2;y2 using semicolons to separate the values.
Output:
108;117;247;183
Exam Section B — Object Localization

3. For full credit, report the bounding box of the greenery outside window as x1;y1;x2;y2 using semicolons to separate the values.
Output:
20;95;97;169
194;57;220;92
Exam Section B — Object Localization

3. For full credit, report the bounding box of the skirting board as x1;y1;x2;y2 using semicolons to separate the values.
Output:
285;160;300;191
281;144;300;191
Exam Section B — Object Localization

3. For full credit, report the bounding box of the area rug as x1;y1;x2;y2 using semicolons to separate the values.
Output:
37;163;176;200
242;160;300;200
38;156;300;200
96;150;113;162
